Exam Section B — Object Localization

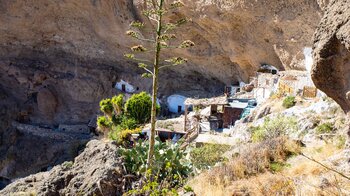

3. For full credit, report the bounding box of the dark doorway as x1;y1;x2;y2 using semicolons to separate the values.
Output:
177;105;182;113
122;84;126;92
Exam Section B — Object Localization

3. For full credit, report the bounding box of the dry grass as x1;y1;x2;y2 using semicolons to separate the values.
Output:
285;144;337;177
189;173;296;196
188;139;350;196
188;137;301;195
207;137;300;184
284;143;350;195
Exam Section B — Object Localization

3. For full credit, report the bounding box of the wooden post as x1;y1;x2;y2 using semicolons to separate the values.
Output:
184;105;188;132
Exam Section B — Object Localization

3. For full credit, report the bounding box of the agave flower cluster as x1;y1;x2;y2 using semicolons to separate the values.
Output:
179;40;195;48
131;45;147;52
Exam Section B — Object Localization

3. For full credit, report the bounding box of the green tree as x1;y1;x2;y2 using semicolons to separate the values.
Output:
97;94;137;135
124;92;152;124
125;0;194;169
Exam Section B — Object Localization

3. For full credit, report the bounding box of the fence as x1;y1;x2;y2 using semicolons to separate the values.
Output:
303;86;317;98
278;81;294;95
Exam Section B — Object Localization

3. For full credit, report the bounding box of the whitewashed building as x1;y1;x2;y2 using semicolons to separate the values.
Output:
115;80;136;93
226;81;247;96
254;72;279;103
167;94;187;113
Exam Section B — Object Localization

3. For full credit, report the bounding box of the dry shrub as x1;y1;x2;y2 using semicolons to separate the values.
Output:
191;173;296;196
256;175;295;195
206;137;301;185
292;173;350;195
188;139;350;196
225;174;295;196
288;161;325;176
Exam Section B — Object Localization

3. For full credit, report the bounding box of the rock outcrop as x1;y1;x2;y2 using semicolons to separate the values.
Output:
312;0;350;114
0;140;127;196
311;0;350;148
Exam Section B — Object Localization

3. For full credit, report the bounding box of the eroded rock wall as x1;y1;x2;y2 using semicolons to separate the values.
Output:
311;0;350;113
0;0;324;126
311;0;350;147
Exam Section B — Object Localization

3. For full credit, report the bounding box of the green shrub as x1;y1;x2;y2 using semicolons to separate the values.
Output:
107;116;138;145
118;116;138;130
183;185;194;193
251;115;298;142
111;94;124;115
335;135;346;149
109;127;141;146
251;126;266;142
124;92;153;124
99;98;114;115
282;96;296;108
97;116;111;132
190;144;230;170
97;93;150;139
119;138;192;191
125;174;179;196
62;161;73;169
269;162;290;173
316;122;334;134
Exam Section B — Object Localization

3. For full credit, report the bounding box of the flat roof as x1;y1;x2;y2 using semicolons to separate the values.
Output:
228;101;248;109
185;96;228;106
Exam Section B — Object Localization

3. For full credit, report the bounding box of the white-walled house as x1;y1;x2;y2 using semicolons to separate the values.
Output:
115;80;136;93
253;72;279;103
226;81;246;96
167;94;187;113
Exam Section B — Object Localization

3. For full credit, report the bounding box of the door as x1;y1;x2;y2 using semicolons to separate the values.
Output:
178;105;182;113
122;84;126;92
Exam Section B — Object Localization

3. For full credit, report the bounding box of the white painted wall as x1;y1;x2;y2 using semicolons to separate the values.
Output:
167;94;187;113
239;81;246;87
303;47;313;72
231;86;240;95
254;88;272;104
115;80;136;93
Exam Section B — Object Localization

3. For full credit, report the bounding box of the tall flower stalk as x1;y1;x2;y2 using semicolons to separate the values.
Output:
125;0;194;170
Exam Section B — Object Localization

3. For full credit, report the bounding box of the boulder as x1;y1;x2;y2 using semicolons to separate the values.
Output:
0;140;127;196
311;0;350;144
311;0;350;113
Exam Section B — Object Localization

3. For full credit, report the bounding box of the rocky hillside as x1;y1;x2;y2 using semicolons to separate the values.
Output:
0;0;327;185
0;139;127;196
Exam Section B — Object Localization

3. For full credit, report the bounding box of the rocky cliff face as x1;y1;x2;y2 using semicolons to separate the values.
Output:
311;0;350;114
0;0;323;126
311;0;350;147
0;0;325;181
